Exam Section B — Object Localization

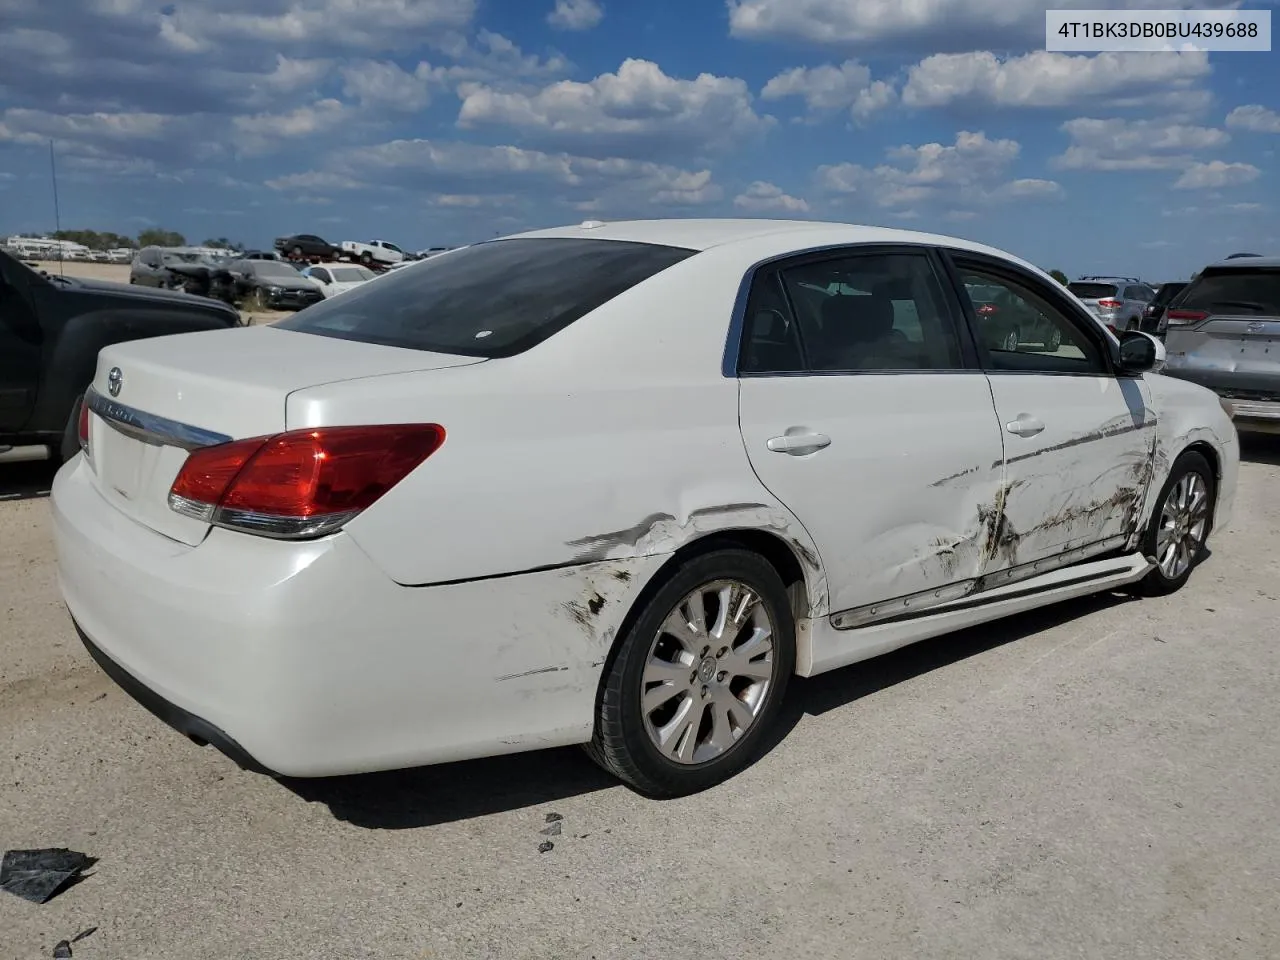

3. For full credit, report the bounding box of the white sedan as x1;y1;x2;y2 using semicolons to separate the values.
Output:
300;262;376;298
53;219;1238;797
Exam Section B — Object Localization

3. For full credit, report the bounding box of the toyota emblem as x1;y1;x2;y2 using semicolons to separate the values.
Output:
107;367;123;397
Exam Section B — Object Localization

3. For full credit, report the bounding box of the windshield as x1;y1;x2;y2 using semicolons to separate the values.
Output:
1068;282;1118;299
162;252;204;264
1150;282;1187;308
331;267;374;282
1176;268;1280;316
276;237;695;357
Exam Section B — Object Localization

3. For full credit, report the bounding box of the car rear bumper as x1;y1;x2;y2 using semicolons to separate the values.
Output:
1160;367;1280;431
52;456;665;777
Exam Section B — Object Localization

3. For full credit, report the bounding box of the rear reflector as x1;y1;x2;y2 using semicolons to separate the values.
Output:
168;423;445;539
1166;309;1209;326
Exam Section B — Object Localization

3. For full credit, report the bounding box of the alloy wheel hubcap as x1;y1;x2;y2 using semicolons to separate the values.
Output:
1156;472;1209;579
640;580;777;765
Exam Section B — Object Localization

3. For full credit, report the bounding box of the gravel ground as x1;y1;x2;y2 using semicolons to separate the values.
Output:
2;437;1278;959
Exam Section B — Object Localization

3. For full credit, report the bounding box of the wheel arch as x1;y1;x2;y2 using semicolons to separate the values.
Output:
594;528;819;713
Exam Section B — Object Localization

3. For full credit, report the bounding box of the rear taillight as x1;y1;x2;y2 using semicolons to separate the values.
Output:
1166;309;1208;326
77;400;91;457
1097;299;1123;309
168;424;445;539
977;303;998;316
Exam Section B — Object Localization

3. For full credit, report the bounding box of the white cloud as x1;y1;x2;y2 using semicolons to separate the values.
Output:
853;82;897;119
163;0;478;51
733;180;810;213
456;58;773;157
547;0;603;31
1053;117;1229;171
1226;104;1280;134
267;137;725;212
761;60;895;118
902;50;1210;109
816;130;1060;211
1174;160;1261;190
727;0;1238;50
341;60;438;111
232;99;349;155
1229;202;1263;212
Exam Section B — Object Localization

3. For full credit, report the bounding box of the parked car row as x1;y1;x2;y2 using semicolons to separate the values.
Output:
272;232;454;268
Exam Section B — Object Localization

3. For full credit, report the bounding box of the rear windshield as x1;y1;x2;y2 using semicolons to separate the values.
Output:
331;266;374;282
1176;268;1280;316
275;237;696;356
1150;282;1187;307
1068;282;1118;299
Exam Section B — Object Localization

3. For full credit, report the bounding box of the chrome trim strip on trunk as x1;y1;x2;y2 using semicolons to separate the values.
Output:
830;535;1130;630
85;386;232;451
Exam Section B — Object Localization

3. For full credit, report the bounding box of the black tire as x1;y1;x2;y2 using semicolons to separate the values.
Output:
360;251;373;266
1047;327;1062;351
291;245;303;259
60;394;84;464
1002;328;1020;352
586;548;796;797
1134;451;1215;597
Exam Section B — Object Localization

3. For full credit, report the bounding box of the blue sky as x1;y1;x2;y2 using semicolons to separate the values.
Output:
0;0;1277;279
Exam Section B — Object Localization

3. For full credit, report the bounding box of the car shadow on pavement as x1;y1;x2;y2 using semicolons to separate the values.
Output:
285;591;1138;830
1239;433;1280;465
0;461;57;501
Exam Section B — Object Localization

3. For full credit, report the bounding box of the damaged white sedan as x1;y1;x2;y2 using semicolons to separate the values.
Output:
52;219;1239;797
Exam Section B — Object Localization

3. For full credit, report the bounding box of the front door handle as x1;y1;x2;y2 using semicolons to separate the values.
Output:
767;432;831;455
1005;414;1045;438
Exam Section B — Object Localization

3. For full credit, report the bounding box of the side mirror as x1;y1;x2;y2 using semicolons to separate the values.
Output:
1117;330;1163;374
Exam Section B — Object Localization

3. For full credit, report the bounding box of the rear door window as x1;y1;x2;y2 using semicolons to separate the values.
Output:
1177;268;1280;315
276;238;695;357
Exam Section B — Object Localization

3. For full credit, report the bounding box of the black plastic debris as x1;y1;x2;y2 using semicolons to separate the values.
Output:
52;941;72;958
544;812;564;823
537;841;555;853
1;849;97;904
540;821;562;837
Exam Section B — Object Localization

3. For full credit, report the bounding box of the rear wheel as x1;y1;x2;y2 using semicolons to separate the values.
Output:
1047;327;1062;351
360;251;373;266
586;548;795;797
1135;451;1215;596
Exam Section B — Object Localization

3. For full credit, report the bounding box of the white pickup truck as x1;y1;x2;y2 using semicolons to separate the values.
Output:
338;239;407;267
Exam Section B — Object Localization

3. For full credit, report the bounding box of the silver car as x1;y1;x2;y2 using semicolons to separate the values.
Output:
1066;277;1155;333
1162;255;1280;433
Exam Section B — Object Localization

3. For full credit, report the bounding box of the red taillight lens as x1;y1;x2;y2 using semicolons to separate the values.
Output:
77;400;91;455
1166;309;1209;326
168;424;445;539
976;303;998;316
1097;299;1123;309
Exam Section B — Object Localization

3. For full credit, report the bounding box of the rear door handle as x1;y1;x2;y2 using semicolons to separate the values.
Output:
767;432;831;455
1005;414;1045;438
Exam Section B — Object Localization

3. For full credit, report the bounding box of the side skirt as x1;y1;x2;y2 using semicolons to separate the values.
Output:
797;552;1152;677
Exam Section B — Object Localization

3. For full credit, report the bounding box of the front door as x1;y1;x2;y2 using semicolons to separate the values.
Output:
0;268;42;431
949;253;1156;573
735;246;1006;620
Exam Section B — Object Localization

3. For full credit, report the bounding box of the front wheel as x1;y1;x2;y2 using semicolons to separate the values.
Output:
586;548;795;797
1135;451;1215;596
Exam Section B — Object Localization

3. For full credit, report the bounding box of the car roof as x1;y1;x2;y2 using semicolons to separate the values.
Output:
1201;255;1280;269
504;218;1036;266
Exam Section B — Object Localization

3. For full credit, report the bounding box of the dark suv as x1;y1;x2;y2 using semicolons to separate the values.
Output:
1;249;241;462
274;234;337;260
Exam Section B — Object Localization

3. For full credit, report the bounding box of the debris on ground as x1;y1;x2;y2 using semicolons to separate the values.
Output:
544;812;563;823
0;849;97;904
540;821;562;837
51;925;97;957
537;841;555;853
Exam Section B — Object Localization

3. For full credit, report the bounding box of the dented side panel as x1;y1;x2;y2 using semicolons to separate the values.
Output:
737;372;1007;616
983;374;1157;573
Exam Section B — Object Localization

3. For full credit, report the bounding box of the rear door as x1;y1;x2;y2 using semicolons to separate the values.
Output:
1163;263;1280;398
946;252;1155;573
735;245;1007;622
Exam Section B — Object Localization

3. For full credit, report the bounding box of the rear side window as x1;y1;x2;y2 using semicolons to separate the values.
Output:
1151;282;1186;308
1068;282;1118;299
276;238;695;357
1176;268;1280;315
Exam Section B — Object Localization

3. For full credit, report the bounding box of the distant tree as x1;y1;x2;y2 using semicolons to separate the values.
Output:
137;227;186;247
51;229;138;250
202;237;244;251
1048;269;1069;285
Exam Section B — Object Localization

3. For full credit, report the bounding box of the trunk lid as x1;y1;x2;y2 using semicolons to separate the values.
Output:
1165;313;1280;395
83;325;484;545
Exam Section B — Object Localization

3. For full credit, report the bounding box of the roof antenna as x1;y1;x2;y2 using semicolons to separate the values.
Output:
49;139;64;277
